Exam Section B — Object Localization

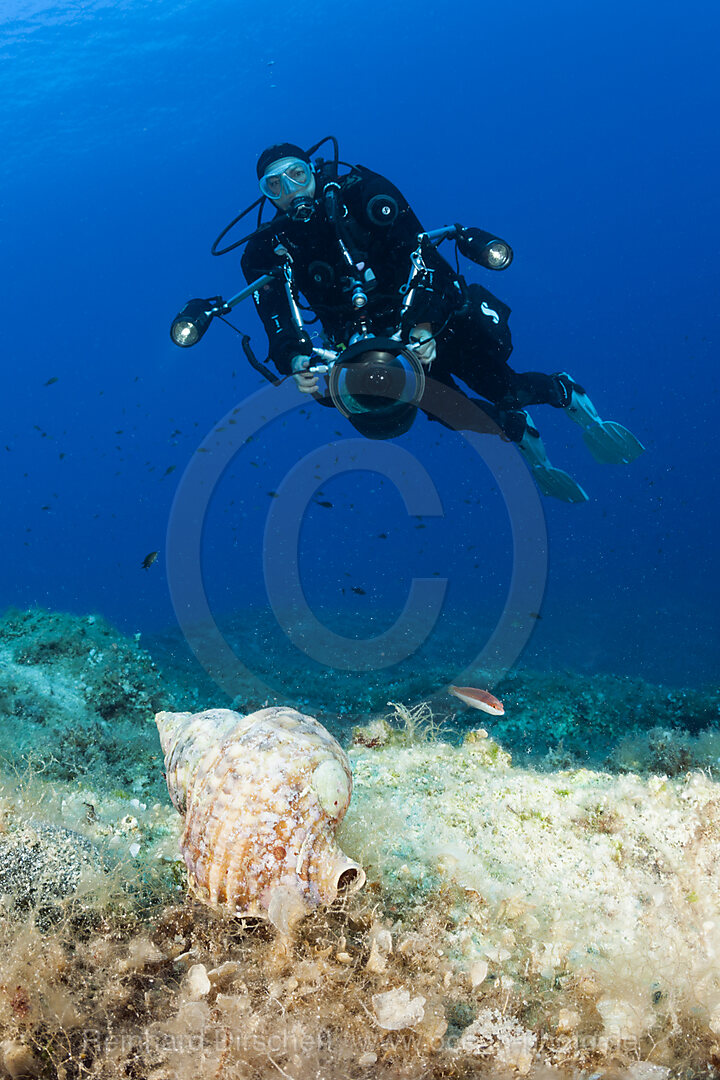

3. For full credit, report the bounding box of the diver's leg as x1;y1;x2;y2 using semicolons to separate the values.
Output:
503;371;567;409
447;394;589;503
444;337;563;413
485;367;644;466
432;309;588;502
451;359;590;501
420;376;588;503
418;374;505;436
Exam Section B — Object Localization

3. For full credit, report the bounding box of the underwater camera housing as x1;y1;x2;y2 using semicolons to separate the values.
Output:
324;337;426;440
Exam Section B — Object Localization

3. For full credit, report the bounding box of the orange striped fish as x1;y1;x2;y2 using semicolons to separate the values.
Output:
449;685;505;716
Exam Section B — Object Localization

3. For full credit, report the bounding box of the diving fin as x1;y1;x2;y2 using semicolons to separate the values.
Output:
581;420;646;465
558;373;645;465
517;414;588;503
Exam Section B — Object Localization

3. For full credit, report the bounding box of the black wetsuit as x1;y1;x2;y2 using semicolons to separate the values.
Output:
241;165;565;440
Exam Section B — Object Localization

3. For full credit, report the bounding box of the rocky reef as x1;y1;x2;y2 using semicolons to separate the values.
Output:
1;609;720;1079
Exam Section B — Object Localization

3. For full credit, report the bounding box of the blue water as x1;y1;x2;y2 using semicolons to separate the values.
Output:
2;0;719;704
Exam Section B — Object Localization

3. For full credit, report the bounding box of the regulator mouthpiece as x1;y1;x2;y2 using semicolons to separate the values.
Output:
289;196;316;222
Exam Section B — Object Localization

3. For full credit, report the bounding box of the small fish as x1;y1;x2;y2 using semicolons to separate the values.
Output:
529;611;542;620
142;551;159;571
267;491;279;498
163;465;176;477
351;586;366;595
44;376;59;386
315;500;333;508
377;533;388;539
449;685;505;716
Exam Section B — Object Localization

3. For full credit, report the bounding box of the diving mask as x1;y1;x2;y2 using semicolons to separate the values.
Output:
258;157;314;200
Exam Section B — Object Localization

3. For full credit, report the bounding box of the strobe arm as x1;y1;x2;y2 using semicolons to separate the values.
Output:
422;225;513;270
170;272;277;347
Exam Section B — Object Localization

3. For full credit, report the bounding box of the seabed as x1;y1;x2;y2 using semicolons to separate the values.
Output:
1;608;720;1079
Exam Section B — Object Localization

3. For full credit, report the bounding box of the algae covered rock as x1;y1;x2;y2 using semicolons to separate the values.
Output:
488;667;720;762
0;607;164;722
0;821;104;924
0;609;171;793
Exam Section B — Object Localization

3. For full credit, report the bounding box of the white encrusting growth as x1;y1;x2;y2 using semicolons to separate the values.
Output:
339;729;720;1046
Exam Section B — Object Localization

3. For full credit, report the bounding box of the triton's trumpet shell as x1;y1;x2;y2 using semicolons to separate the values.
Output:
155;706;365;926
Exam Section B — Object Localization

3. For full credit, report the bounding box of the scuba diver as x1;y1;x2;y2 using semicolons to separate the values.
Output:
171;137;644;502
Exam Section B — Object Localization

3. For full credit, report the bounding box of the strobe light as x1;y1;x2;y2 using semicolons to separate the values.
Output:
456;227;513;271
170;298;218;347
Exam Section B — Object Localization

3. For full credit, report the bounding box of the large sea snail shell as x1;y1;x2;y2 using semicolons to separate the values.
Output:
155;706;365;927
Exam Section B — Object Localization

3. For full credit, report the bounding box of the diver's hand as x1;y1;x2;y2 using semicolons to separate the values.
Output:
409;324;437;366
291;355;319;394
294;371;320;394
